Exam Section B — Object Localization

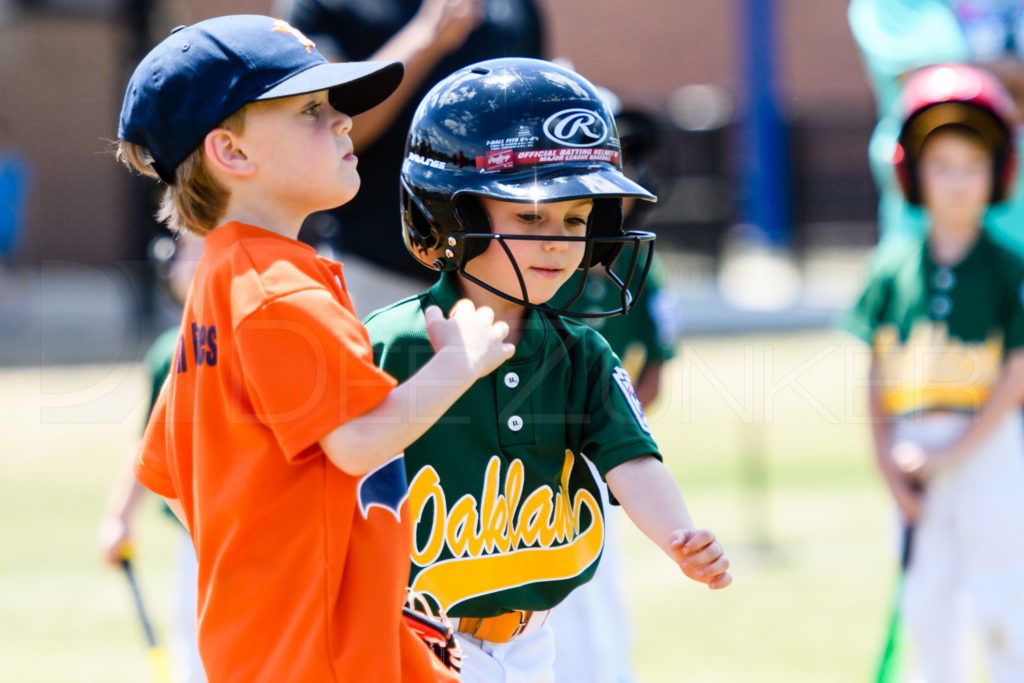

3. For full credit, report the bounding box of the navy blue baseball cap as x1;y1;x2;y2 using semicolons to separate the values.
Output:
118;15;404;183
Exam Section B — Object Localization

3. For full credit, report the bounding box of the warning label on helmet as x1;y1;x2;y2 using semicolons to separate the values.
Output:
485;135;539;151
476;148;620;171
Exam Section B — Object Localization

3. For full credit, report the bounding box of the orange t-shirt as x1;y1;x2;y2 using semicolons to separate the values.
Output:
135;222;456;683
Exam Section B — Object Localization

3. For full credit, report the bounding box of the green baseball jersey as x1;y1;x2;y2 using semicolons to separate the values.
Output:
842;232;1024;417
143;326;182;522
552;252;678;380
364;272;662;618
145;327;180;414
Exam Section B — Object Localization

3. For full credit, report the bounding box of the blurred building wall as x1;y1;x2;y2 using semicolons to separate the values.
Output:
0;14;129;265
2;0;875;265
545;1;872;113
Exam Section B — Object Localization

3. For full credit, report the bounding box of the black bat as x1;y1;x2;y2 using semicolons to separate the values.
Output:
119;555;177;683
875;498;919;683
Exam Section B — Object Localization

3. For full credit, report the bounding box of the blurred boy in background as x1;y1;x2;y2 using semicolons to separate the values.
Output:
98;232;206;683
843;63;1024;683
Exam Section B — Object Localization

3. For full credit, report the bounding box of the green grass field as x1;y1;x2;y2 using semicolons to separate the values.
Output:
1;329;900;682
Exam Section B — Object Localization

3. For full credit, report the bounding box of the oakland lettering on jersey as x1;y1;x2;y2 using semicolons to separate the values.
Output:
407;451;604;611
873;320;1002;415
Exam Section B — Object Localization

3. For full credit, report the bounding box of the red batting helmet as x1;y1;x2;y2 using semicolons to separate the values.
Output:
894;63;1018;204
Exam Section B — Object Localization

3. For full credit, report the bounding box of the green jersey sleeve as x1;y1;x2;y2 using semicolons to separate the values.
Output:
840;238;923;344
143;327;181;416
564;322;663;477
141;327;184;523
840;256;893;345
628;256;678;365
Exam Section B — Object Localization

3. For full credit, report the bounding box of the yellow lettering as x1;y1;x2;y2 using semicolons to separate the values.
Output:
519;487;554;547
446;495;483;558
557;451;577;540
875;321;1007;415
411;484;606;611
479;457;510;554
408;467;447;567
505;460;525;548
413;452;609;597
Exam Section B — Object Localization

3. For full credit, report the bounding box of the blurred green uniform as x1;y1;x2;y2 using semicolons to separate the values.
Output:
553;252;678;380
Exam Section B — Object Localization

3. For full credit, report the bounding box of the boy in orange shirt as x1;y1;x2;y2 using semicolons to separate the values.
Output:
117;15;513;682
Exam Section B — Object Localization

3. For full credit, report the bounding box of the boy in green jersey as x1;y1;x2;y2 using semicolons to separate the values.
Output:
844;63;1024;683
364;58;731;682
98;232;206;682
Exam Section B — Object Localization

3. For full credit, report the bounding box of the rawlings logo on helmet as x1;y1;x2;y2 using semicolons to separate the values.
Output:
543;109;608;147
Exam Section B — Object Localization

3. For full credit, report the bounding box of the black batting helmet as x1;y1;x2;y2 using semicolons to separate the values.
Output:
399;57;657;317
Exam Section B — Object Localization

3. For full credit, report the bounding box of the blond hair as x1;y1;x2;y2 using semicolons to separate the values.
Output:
116;104;258;236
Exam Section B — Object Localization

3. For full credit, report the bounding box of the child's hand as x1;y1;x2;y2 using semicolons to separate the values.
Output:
415;0;484;53
97;515;132;566
425;300;515;379
669;529;732;590
887;474;924;523
891;441;953;484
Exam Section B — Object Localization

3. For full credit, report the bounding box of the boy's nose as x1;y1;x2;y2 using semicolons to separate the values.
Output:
542;235;569;252
331;108;353;136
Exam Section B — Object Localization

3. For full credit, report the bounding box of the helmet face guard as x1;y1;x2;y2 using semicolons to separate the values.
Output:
450;229;656;318
399;57;659;317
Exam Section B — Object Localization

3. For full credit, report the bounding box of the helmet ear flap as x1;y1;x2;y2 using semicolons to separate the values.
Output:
403;188;435;242
584;198;625;267
893;142;921;205
995;147;1018;203
400;178;444;270
453;195;492;262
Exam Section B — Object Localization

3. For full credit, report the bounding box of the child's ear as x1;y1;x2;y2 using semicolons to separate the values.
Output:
203;128;254;177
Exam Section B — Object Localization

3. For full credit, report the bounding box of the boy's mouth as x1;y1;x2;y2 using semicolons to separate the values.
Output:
530;266;564;279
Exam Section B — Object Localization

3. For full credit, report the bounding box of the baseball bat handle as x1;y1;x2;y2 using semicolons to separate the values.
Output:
120;557;159;649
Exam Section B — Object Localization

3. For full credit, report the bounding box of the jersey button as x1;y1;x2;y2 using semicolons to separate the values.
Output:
932;267;956;292
930;295;952;318
507;415;524;432
504;372;520;388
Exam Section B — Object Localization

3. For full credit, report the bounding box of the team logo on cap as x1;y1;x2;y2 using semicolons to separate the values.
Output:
271;19;315;53
543;108;608;148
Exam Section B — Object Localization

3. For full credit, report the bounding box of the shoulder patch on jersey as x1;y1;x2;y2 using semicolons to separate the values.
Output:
612;366;652;434
358;454;409;522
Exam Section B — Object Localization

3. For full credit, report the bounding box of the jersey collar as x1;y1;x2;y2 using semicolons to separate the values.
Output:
203;221;317;255
921;230;989;273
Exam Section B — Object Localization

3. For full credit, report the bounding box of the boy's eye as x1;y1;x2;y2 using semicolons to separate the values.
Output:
566;216;588;227
517;213;542;223
304;102;322;116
